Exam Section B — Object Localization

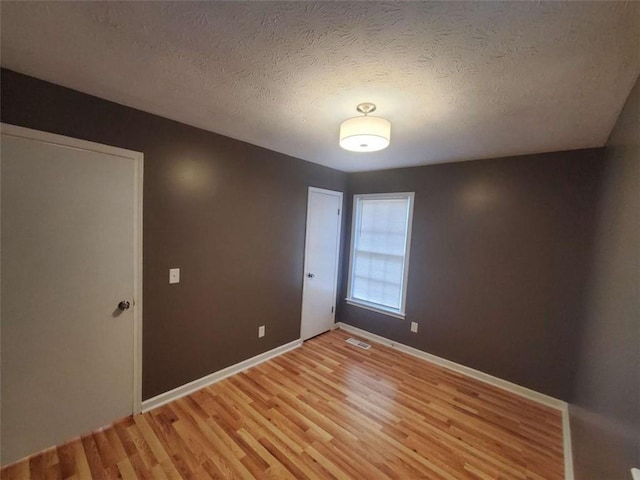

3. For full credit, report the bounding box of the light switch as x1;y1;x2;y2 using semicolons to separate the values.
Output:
169;268;180;284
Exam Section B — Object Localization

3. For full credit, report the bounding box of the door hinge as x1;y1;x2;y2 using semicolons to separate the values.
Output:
331;306;334;313
337;208;340;216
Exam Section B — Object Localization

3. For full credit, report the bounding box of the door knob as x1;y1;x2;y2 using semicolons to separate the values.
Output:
307;273;315;278
118;301;131;311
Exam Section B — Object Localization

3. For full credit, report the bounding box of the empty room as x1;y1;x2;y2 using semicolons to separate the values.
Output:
0;1;638;479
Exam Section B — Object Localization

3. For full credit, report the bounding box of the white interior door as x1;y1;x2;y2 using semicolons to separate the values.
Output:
301;187;342;341
0;124;143;466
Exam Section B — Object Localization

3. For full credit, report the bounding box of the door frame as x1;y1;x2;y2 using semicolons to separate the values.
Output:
300;186;343;339
0;123;144;414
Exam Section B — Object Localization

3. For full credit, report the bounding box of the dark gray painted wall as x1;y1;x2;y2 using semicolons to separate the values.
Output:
1;69;348;400
338;149;604;400
4;69;637;477
570;77;640;479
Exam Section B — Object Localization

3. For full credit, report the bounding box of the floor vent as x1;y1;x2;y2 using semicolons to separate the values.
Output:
346;337;371;350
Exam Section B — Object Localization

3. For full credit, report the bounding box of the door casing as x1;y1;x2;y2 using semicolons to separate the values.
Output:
0;123;144;425
300;186;343;340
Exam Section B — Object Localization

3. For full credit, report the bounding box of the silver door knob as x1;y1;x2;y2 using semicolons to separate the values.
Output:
307;273;315;278
118;301;131;311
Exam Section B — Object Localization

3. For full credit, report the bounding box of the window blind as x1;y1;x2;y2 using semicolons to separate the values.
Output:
350;195;411;311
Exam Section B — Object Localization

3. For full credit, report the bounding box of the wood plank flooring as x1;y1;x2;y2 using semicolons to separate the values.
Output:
1;329;564;479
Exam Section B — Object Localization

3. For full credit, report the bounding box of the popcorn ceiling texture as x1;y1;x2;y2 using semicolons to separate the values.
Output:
1;1;638;172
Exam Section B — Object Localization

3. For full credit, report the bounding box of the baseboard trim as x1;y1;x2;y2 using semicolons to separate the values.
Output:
141;338;302;412
336;322;564;408
335;322;574;480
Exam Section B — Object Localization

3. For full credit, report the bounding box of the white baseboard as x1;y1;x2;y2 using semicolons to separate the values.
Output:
336;322;564;408
335;322;574;480
141;338;302;412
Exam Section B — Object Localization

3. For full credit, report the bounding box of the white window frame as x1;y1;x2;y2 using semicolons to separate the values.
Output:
346;192;415;319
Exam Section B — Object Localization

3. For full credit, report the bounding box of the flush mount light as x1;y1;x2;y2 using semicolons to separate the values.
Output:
339;103;391;152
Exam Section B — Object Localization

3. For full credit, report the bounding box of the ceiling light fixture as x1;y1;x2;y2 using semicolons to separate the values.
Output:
339;103;391;152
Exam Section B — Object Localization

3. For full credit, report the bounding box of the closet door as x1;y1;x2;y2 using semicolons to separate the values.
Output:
1;124;143;465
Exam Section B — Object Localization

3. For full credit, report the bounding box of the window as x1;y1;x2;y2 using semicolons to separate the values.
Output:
346;192;414;318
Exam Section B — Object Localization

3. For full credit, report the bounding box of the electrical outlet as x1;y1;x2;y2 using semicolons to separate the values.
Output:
169;268;180;284
258;325;265;338
410;322;418;333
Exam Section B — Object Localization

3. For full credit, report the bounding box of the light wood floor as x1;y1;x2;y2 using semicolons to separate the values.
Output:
2;329;564;479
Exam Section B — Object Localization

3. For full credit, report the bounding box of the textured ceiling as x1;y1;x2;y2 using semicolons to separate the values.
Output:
1;1;639;172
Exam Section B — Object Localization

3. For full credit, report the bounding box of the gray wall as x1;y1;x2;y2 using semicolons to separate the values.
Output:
570;77;640;479
4;69;638;477
1;69;347;400
338;149;604;400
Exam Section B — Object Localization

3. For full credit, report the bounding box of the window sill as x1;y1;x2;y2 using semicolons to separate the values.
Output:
345;299;405;320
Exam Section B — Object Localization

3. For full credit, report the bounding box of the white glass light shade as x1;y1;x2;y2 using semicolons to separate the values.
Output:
339;116;391;152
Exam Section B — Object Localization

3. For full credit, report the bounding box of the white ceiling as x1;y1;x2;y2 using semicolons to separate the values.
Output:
1;1;638;172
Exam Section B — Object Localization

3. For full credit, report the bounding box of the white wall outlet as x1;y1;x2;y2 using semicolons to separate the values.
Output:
410;321;418;333
169;268;180;284
258;325;265;338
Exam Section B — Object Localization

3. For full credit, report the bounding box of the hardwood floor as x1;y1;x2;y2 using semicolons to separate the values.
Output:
1;329;564;479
